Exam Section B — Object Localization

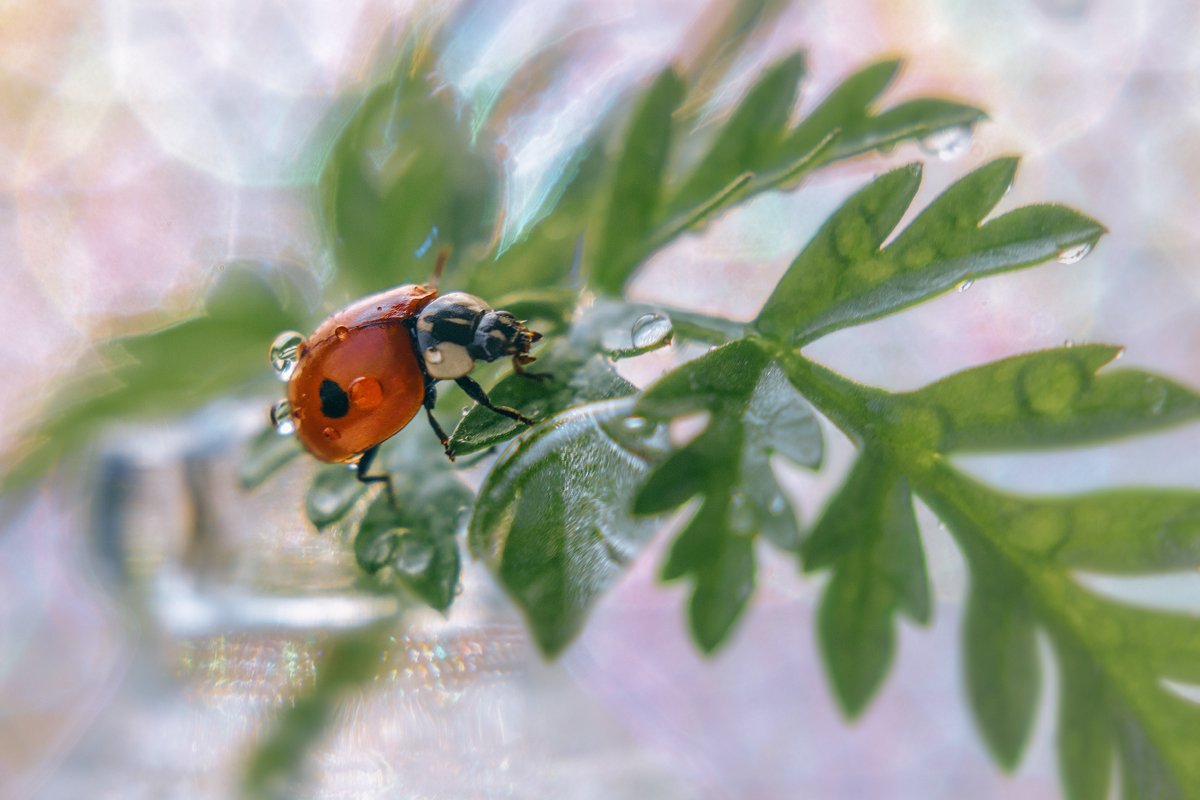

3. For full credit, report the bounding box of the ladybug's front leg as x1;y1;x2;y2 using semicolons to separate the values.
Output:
421;379;454;461
455;375;535;426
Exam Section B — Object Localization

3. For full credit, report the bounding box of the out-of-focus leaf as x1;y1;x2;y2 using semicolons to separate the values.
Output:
3;264;308;494
633;338;821;652
464;135;609;300
320;47;499;295
469;398;669;656
238;425;303;490
755;159;1106;345
919;465;1200;800
805;453;929;715
963;568;1042;769
665;53;806;220
787;60;986;165
305;463;367;530
242;624;393;796
591;68;686;296
906;345;1200;451
349;430;472;611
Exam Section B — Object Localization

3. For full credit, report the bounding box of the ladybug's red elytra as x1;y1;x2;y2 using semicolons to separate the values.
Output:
268;265;543;500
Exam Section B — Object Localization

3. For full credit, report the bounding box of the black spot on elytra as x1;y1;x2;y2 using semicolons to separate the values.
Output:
320;379;350;419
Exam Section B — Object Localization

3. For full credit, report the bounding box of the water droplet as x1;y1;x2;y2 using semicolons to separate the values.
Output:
729;492;756;534
395;536;433;573
957;279;974;293
454;581;465;596
269;331;305;381
349;376;384;409
425;347;444;365
335;325;350;341
1063;339;1075;348
768;494;787;515
630;312;673;351
270;399;296;435
311;489;342;517
460;407;470;417
322;426;340;441
1056;242;1093;264
1114;347;1125;360
919;125;973;161
1143;378;1169;415
622;416;648;432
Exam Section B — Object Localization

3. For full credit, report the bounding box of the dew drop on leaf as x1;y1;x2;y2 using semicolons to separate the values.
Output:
270;399;296;435
269;331;305;381
395;535;434;573
957;279;975;293
311;488;342;517
729;491;756;534
1142;378;1169;415
1056;242;1093;264
630;312;673;351
919;125;973;161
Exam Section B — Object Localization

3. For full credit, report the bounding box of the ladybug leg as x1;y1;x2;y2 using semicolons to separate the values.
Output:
354;445;396;507
455;376;535;426
422;380;455;462
512;354;552;382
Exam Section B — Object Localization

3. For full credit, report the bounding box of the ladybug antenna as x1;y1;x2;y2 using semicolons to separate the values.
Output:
429;247;450;289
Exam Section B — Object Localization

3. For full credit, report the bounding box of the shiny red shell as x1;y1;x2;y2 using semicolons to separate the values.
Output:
286;283;437;463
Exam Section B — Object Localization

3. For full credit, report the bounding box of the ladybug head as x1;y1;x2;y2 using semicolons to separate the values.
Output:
469;310;540;362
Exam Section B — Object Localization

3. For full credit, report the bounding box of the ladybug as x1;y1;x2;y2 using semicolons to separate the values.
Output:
268;262;543;500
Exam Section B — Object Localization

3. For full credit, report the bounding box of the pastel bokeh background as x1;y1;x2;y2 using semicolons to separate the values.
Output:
2;0;1198;797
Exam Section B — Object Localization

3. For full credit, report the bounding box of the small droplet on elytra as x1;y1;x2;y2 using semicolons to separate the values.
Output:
269;331;305;381
350;376;384;409
270;399;296;435
1056;242;1093;264
322;426;340;441
335;326;350;342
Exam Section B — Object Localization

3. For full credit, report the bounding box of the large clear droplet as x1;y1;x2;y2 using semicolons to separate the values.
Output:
270;399;296;435
919;125;973;161
1056;242;1093;264
269;331;306;381
630;313;673;350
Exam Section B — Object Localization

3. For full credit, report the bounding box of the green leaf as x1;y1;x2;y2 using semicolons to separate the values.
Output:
917;464;1200;799
3;263;308;494
633;338;821;651
468;398;670;656
963;570;1041;769
817;542;896;718
243;624;393;795
907;345;1200;451
1055;637;1115;800
319;47;499;295
306;463;368;530
665;53;806;219
806;453;930;715
591;69;686;296
238;424;302;490
346;430;472;611
755;159;1106;345
448;299;677;456
786;60;986;165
